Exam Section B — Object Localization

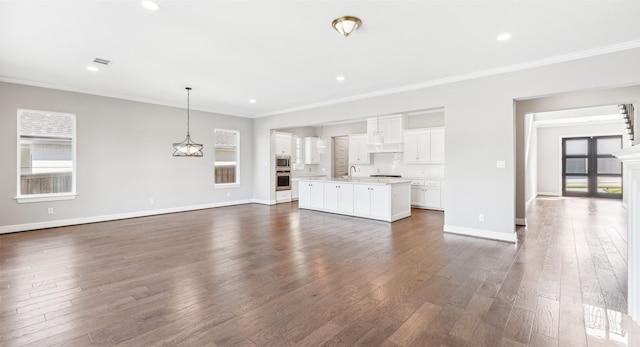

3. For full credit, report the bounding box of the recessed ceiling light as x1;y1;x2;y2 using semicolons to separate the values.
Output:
497;33;512;41
336;75;345;82
141;1;160;11
249;99;256;104
86;66;99;72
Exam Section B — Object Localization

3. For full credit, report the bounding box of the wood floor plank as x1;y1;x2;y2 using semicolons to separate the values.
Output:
533;290;560;339
1;199;639;346
387;301;441;346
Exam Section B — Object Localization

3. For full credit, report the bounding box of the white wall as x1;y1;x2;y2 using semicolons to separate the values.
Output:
256;48;640;243
536;122;627;196
0;82;254;232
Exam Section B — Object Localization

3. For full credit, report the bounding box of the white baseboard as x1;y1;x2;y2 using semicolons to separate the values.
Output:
443;225;517;243
0;199;255;234
515;218;527;226
251;198;275;205
537;191;560;196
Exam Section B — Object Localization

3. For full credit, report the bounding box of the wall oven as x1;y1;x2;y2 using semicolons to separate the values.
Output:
276;171;291;191
275;155;291;191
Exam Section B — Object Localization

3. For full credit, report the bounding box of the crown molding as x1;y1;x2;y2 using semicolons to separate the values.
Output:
258;39;640;118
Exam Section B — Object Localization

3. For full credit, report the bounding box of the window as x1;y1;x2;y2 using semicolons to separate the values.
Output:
214;129;239;186
17;109;76;202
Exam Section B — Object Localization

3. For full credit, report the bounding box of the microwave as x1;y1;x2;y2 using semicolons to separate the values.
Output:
276;155;291;169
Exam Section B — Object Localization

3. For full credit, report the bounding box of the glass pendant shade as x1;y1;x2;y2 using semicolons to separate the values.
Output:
372;131;384;145
173;87;203;157
173;135;203;156
332;16;362;37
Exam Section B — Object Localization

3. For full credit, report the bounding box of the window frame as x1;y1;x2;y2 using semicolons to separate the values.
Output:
16;109;77;203
213;128;240;188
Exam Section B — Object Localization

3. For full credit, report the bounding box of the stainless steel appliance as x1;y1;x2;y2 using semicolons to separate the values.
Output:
276;171;291;191
276;155;291;191
276;155;291;170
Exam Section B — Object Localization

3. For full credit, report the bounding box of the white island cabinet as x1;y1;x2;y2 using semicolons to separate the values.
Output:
298;178;411;222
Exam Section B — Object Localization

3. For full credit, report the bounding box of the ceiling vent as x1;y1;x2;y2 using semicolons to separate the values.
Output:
93;58;110;65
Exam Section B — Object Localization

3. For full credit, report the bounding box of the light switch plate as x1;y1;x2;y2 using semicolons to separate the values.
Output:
497;160;506;169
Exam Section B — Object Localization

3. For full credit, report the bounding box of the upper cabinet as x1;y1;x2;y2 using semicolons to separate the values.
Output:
348;134;371;164
367;115;406;152
304;137;321;164
403;128;445;164
274;132;292;156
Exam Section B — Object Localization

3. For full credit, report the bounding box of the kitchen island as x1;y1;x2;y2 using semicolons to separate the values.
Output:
298;177;411;222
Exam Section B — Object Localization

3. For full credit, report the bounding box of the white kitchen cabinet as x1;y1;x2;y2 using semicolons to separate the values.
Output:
304;137;320;164
410;180;443;210
403;128;444;163
353;184;390;219
323;182;354;213
274;132;292;156
348;134;371;164
299;179;410;222
298;181;324;209
367;115;405;144
276;190;292;203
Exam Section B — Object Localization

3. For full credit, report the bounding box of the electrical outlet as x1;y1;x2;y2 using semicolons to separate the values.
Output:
479;214;485;222
149;198;154;205
227;192;231;197
47;207;54;215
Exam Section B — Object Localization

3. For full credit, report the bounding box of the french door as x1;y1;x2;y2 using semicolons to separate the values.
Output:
562;136;622;198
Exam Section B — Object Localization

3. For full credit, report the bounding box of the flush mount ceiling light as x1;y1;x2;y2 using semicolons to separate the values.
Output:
497;33;512;41
141;0;160;11
173;87;203;157
332;16;362;37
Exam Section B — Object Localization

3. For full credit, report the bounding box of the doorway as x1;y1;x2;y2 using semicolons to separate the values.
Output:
333;136;349;178
562;135;623;198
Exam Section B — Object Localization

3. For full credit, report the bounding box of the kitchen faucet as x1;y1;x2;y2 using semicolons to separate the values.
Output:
349;165;356;178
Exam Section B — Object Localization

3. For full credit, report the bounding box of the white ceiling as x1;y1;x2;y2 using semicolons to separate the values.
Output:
2;1;640;118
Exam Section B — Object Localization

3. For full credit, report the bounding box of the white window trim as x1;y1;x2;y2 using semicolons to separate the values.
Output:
16;109;77;203
214;128;240;188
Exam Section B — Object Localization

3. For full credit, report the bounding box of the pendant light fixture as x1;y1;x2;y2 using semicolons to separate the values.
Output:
372;117;384;145
332;16;362;37
317;124;327;154
173;87;203;157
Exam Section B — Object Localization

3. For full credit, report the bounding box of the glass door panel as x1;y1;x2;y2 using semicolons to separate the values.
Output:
562;136;622;199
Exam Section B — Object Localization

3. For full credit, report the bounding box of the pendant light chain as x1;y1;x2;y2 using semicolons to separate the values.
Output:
186;87;191;136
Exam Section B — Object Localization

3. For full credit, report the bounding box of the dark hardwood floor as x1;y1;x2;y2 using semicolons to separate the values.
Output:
1;197;639;346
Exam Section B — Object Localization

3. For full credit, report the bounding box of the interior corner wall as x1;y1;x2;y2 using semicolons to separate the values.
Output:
255;48;640;242
0;82;254;233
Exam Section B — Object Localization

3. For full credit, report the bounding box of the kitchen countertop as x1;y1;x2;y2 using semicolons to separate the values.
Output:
298;176;412;186
291;174;327;180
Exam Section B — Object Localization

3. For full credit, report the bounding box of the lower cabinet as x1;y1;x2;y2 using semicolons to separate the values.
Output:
354;184;390;219
324;183;354;213
298;180;411;222
410;180;443;210
298;181;324;209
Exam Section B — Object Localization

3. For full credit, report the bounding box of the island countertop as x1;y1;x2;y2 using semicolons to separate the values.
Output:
298;176;412;186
